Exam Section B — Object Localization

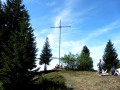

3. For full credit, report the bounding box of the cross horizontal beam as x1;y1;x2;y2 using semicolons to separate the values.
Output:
51;26;71;28
50;19;71;65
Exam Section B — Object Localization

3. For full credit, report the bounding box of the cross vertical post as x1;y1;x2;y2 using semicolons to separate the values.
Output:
51;19;71;66
59;20;61;66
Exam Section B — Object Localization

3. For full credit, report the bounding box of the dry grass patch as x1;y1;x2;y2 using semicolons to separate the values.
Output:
60;70;120;90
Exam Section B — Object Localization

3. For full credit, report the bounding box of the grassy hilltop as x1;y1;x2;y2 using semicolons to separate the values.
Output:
0;70;120;90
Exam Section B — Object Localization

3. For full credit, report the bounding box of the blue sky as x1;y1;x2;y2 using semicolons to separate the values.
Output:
24;0;120;70
2;0;120;70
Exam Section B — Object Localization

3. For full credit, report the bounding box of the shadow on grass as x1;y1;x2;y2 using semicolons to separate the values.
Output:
32;78;73;90
2;80;73;90
1;70;73;90
31;71;73;90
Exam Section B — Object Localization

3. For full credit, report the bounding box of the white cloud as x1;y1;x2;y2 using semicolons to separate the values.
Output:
1;0;6;3
34;29;49;37
23;0;41;5
1;0;6;2
46;2;56;6
39;0;98;70
35;37;45;58
89;45;105;70
23;0;34;3
54;9;71;27
34;59;59;71
113;40;120;59
47;34;58;47
114;40;120;46
33;0;120;71
82;20;120;42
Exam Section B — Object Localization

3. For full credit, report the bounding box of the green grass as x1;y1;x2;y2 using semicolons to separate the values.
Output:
1;70;120;90
0;82;3;90
60;70;120;90
34;72;69;90
42;72;65;85
0;71;68;90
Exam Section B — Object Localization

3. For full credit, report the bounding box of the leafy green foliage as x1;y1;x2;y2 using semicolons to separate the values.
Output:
35;72;67;89
39;37;52;71
61;46;93;71
35;73;67;90
76;52;93;70
42;73;65;85
61;52;76;69
77;45;93;70
103;40;119;71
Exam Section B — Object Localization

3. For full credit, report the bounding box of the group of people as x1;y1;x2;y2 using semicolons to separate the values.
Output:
97;59;120;76
55;64;63;69
111;66;120;76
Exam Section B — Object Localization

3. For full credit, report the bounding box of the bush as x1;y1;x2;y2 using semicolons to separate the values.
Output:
77;53;93;71
35;72;67;89
0;82;3;90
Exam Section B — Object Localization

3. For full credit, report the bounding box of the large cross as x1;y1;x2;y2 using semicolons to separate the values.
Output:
51;19;71;65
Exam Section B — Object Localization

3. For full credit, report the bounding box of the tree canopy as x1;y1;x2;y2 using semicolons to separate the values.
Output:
39;37;52;71
61;45;93;70
61;52;76;70
76;46;93;70
103;40;119;71
0;0;37;89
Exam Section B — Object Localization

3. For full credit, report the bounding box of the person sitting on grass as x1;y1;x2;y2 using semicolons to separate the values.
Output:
114;66;120;76
101;69;109;76
111;66;116;75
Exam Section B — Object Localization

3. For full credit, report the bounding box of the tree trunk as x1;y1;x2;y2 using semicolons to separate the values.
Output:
44;64;47;71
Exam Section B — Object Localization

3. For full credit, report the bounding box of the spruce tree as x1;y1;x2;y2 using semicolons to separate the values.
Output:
76;46;93;70
39;37;52;71
103;40;119;71
1;0;37;89
82;45;90;56
0;0;4;69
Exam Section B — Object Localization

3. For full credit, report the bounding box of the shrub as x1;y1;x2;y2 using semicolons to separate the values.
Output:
35;72;66;89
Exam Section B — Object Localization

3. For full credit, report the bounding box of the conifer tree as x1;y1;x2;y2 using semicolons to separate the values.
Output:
82;45;90;56
103;40;119;71
0;0;4;69
77;45;93;70
1;0;37;89
39;37;52;71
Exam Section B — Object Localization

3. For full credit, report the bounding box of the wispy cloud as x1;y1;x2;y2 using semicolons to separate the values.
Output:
31;0;120;70
1;0;6;3
82;20;120;42
46;2;56;6
23;0;41;5
1;0;6;2
23;0;34;3
89;44;105;69
47;0;97;57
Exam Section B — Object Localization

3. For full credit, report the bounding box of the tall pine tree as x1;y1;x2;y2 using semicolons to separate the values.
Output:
1;0;37;89
0;0;6;69
0;0;3;69
103;40;119;71
39;37;52;71
82;45;90;56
